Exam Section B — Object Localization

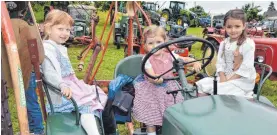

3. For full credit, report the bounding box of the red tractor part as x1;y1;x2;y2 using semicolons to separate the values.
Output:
253;38;277;81
1;1;29;134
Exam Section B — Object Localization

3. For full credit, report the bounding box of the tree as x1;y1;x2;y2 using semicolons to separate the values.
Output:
189;5;208;17
268;1;276;11
94;1;111;11
241;3;262;21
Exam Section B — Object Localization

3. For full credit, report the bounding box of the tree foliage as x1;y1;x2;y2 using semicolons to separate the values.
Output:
268;1;276;11
241;3;262;21
189;5;208;17
94;1;112;11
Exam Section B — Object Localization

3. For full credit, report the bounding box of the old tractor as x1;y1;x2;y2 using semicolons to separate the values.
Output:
143;37;276;135
43;2;97;46
142;2;161;25
121;36;276;135
161;1;199;27
113;2;144;50
67;4;98;45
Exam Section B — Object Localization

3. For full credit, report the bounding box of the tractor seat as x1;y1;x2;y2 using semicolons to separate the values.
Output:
114;54;143;78
42;76;104;135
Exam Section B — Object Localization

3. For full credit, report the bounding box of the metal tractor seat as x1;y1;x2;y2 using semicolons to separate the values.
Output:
42;75;104;135
114;54;143;78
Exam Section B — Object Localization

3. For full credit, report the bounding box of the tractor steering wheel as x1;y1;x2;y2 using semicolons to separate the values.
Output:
141;37;215;81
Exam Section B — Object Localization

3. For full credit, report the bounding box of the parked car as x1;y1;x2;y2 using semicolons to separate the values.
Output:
261;20;274;32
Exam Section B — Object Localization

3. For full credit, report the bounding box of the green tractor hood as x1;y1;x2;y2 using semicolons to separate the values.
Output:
162;95;277;135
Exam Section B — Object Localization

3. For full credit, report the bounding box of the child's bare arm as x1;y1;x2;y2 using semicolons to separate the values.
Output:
219;72;227;82
227;74;241;81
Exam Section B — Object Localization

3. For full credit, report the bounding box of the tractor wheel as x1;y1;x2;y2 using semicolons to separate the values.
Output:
1;78;13;135
161;10;170;22
177;17;183;26
124;46;140;57
202;39;219;76
44;9;50;20
115;36;121;49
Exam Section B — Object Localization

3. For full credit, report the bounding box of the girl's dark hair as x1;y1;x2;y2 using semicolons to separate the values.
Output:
224;9;247;46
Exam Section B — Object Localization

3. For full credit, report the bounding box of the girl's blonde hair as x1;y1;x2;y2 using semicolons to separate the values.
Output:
143;25;167;44
43;9;74;39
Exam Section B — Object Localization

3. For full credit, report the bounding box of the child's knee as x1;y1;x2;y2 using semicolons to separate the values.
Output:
147;125;156;132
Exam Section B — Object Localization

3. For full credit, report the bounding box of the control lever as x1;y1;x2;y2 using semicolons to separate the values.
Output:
213;75;217;95
167;89;182;104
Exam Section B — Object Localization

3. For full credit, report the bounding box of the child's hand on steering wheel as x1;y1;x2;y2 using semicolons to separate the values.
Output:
154;78;164;84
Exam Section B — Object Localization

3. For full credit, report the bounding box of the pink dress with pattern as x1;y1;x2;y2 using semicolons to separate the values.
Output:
132;53;184;126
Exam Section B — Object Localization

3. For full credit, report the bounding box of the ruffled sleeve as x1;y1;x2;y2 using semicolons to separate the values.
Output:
234;38;256;79
216;40;226;73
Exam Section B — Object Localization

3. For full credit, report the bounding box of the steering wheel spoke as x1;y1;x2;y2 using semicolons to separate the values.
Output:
166;46;178;61
156;66;175;79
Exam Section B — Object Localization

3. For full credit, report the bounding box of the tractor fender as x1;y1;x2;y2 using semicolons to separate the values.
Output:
206;35;224;44
201;35;223;50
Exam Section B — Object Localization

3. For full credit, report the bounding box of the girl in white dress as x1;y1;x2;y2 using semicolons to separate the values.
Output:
196;9;256;98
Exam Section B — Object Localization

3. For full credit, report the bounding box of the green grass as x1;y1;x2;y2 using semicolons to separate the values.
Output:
7;10;277;134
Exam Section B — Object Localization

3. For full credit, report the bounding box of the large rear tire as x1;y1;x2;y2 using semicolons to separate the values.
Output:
115;36;121;49
177;17;183;26
1;78;13;135
44;9;49;20
161;10;170;22
124;46;140;57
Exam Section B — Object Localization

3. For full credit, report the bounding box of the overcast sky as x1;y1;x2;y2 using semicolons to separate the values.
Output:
156;1;274;15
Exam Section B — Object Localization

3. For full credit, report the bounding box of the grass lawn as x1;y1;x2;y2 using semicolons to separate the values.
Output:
7;10;277;134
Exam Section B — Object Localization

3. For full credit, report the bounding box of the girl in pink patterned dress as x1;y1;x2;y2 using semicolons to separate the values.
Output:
132;25;202;135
